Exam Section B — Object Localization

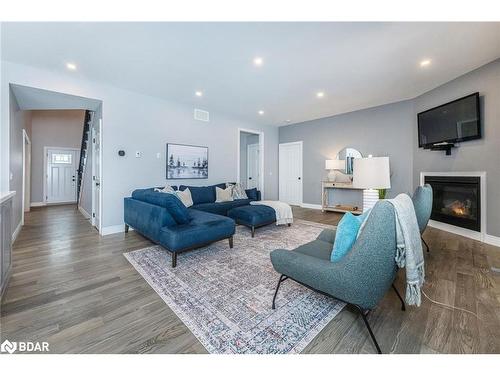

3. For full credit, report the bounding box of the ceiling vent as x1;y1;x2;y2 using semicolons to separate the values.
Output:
194;109;209;122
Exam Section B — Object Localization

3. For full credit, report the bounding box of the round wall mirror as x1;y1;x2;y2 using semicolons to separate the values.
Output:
338;147;362;175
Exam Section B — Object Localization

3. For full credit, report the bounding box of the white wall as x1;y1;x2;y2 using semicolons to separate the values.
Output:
9;90;32;234
1;61;279;233
30;110;85;203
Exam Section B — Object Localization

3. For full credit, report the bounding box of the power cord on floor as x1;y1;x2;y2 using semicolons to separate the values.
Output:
421;289;479;320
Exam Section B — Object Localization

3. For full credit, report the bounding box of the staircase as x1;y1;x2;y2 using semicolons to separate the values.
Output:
77;110;93;206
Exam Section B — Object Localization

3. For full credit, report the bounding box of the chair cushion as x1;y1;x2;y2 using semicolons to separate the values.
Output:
159;210;235;251
245;188;258;200
227;205;276;226
331;212;361;262
294;239;333;261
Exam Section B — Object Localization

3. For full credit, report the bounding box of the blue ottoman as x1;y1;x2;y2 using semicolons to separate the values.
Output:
227;205;282;237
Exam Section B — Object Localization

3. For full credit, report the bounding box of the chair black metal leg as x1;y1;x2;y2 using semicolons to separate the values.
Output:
251;226;255;238
422;236;429;253
272;275;288;309
392;284;406;311
228;236;234;248
354;305;382;354
171;252;177;268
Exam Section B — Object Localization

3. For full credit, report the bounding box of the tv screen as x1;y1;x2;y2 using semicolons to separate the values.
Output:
418;92;481;148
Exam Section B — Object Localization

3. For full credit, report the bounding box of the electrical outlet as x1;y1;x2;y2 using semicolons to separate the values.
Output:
135;151;142;158
156;152;161;159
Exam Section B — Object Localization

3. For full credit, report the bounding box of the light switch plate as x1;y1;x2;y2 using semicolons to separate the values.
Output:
156;153;161;159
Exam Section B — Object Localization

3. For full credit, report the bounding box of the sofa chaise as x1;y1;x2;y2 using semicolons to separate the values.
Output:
124;183;262;267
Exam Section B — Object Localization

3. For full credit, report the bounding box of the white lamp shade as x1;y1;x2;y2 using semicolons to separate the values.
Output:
352;157;391;189
325;159;345;170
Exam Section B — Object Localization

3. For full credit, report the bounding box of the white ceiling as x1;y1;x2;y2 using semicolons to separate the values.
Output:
2;22;500;126
10;84;101;110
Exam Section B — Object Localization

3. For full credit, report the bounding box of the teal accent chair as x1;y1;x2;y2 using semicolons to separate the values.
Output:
270;201;405;354
411;184;433;252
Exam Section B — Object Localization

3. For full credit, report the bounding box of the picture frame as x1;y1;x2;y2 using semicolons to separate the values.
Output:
166;143;208;179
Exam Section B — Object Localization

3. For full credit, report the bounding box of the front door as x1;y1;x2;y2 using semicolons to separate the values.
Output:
46;148;79;204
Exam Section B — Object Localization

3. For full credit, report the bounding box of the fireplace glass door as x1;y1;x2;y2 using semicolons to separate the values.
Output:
424;176;480;232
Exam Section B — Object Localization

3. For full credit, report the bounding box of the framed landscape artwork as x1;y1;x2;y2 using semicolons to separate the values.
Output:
166;143;208;179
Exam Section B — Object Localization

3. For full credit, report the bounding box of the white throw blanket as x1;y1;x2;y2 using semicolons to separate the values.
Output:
250;200;294;225
386;194;425;306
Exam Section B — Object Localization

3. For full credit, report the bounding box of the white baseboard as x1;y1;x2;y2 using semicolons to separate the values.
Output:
30;202;46;207
484;234;500;248
300;203;322;210
428;219;500;249
100;224;134;236
12;221;22;243
78;206;91;219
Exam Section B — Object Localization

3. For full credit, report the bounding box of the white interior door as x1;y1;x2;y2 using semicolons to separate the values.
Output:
46;148;79;204
247;143;260;189
279;142;303;205
92;118;101;230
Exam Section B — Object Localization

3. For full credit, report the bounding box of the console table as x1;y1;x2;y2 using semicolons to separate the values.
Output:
321;181;363;215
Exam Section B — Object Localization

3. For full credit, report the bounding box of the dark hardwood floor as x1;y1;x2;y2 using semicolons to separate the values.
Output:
1;204;499;353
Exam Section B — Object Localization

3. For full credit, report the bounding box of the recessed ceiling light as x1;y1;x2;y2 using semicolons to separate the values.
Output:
66;62;77;71
316;92;325;98
420;59;431;67
258;110;265;115
253;57;263;66
195;91;203;97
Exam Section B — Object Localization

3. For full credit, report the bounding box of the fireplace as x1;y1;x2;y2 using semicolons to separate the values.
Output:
424;175;481;232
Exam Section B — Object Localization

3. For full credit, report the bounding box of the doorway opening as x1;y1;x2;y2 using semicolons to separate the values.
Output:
237;129;264;197
10;84;103;234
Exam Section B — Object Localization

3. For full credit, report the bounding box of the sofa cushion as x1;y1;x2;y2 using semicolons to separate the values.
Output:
245;188;258;200
179;184;226;204
159;210;235;251
215;186;234;203
227;204;276;226
131;188;190;224
191;199;253;216
175;188;194;208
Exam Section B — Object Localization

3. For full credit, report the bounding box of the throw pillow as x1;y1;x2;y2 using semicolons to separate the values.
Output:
331;212;362;262
175;188;194;208
154;184;175;193
162;194;191;225
245;188;258;200
215;186;234;203
226;183;248;200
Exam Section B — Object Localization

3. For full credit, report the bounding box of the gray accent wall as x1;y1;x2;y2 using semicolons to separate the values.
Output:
279;100;415;205
412;59;500;237
30;110;85;203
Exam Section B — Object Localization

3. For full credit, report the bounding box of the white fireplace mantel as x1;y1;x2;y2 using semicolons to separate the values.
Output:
420;171;487;243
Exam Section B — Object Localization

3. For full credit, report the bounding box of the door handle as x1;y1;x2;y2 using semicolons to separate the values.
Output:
298;177;301;180
95;182;100;187
249;177;252;180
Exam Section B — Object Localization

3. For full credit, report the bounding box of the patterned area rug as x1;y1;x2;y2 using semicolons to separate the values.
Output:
124;219;345;354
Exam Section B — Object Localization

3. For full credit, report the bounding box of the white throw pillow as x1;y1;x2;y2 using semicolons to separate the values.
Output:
176;188;193;207
216;186;234;203
226;183;248;200
154;184;175;193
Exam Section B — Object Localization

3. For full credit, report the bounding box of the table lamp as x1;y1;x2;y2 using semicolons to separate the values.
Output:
325;159;346;181
353;156;391;211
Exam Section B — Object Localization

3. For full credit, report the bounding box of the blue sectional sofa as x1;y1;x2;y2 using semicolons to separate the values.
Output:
124;184;261;267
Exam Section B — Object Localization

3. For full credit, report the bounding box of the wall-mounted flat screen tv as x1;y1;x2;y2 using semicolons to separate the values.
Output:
418;92;481;148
